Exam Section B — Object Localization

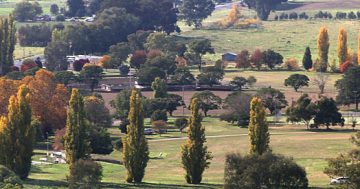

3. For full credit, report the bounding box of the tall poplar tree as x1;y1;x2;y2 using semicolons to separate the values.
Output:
0;85;35;179
302;47;313;70
181;98;212;184
64;89;91;171
337;28;348;64
0;14;16;75
123;89;149;183
317;27;330;72
248;97;270;155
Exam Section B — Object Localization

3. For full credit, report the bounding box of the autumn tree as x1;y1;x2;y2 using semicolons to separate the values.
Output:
317;27;330;72
302;47;313;70
181;98;212;184
251;49;263;70
249;97;270;155
313;73;328;94
123;90;149;183
337;28;348;64
64;89;91;171
0;85;36;179
222;4;240;27
236;50;251;69
0;15;16;75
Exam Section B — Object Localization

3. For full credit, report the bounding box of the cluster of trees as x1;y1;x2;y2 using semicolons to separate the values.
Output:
244;0;288;20
235;49;284;70
18;24;52;47
275;12;309;20
12;1;42;21
314;11;360;20
224;97;308;188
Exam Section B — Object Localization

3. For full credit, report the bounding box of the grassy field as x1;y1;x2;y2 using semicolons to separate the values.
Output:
25;117;357;188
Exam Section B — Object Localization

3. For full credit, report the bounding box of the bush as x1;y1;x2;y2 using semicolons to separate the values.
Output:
68;159;103;189
119;64;130;77
283;58;300;70
90;128;113;155
299;12;309;19
0;165;23;189
348;11;357;19
174;118;188;132
340;61;353;73
224;152;308;189
24;66;40;76
336;12;347;19
289;12;298;20
6;71;24;80
20;59;37;72
114;138;123;151
55;14;65;21
151;109;168;122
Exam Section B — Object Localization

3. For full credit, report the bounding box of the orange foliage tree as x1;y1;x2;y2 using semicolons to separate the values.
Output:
337;28;347;64
221;4;240;28
0;78;21;114
317;27;330;72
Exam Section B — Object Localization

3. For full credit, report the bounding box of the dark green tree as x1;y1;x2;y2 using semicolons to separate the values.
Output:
262;49;283;69
50;4;59;15
123;89;149;183
302;47;313;70
44;41;69;71
54;71;76;86
151;77;168;98
137;66;166;85
0;15;16;75
286;94;317;129
230;77;248;91
0;165;23;188
110;89;132;119
314;96;344;129
108;42;131;68
190;91;222;116
284;74;310;92
79;65;104;92
171;67;195;85
244;0;288;20
256;87;288;115
67;0;85;17
181;98;212;184
13;1;42;21
220;92;252;126
174;118;188;132
197;66;224;87
64;89;91;171
188;39;215;68
335;66;360;111
179;0;215;28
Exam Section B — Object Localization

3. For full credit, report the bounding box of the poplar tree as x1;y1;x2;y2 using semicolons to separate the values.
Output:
123;89;149;183
248;97;270;155
302;47;313;70
0;85;35;179
317;27;330;72
64;89;91;171
337;28;348;64
358;31;360;65
0;14;16;75
181;98;212;184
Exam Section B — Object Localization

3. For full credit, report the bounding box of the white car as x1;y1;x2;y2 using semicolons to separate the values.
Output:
330;177;349;185
144;128;154;135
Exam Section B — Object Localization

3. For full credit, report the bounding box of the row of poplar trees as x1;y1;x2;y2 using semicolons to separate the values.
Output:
0;14;16;75
63;88;213;184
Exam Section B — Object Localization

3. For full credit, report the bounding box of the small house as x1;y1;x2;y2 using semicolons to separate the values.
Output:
222;52;237;62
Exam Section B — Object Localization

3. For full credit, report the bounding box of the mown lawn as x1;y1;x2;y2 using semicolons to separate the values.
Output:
25;117;357;188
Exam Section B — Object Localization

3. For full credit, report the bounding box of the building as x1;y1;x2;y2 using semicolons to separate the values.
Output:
222;52;237;62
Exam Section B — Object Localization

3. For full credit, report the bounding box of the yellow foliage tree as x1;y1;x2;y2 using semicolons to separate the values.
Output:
221;4;240;28
317;27;330;72
337;28;348;64
0;78;20;115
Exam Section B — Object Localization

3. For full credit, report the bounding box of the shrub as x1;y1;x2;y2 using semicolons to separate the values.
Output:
151;109;168;122
289;12;298;20
6;71;24;80
90;128;113;155
224;152;308;189
0;165;23;189
151;120;167;136
24;66;40;76
119;65;130;77
114;138;123;151
348;11;357;19
20;59;37;72
336;12;347;19
299;12;309;19
340;61;353;73
55;14;65;21
73;59;89;71
68;159;103;189
174;118;188;132
283;58;300;70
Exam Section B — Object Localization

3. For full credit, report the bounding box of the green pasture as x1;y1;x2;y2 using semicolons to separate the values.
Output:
25;117;357;188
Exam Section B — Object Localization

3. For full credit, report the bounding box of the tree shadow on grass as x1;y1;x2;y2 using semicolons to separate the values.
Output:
24;178;68;188
101;182;222;189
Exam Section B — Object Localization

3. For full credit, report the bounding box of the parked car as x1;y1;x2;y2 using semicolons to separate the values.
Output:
144;128;154;135
330;177;349;185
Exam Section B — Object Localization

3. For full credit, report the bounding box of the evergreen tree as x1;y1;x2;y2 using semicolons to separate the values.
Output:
151;77;168;98
0;15;16;75
302;47;313;70
0;85;35;179
64;89;91;171
123;89;149;183
358;31;360;65
248;97;270;155
337;28;348;64
317;27;330;72
181;98;212;184
67;0;85;17
179;0;215;28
